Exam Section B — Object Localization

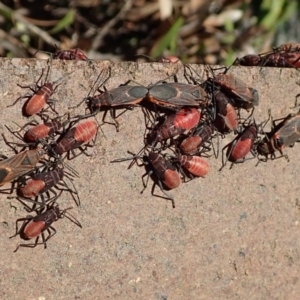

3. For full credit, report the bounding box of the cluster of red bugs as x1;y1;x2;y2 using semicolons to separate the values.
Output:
234;42;300;69
109;46;300;208
109;63;260;208
2;56;98;252
2;42;300;251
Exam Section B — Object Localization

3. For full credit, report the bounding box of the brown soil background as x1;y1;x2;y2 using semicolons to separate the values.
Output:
0;59;300;299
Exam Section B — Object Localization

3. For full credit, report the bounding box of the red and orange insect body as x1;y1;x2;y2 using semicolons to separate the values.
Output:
18;167;64;198
53;48;88;61
15;204;60;241
220;123;258;170
173;108;201;131
10;203;81;251
180;124;214;155
23;219;46;240
180;136;202;154
214;91;238;132
19;178;46;199
24;83;53;116
24;119;62;143
8;68;74;117
214;73;259;109
155;108;201;142
54;118;98;155
148;152;181;190
16;166;80;208
73;119;97;143
178;155;209;177
228;124;258;162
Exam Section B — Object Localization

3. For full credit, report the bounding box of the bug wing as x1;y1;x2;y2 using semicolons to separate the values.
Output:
109;86;147;106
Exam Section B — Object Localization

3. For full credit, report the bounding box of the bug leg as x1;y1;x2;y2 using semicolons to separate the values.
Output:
154;180;176;208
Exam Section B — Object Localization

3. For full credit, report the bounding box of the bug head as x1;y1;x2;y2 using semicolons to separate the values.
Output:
257;141;273;156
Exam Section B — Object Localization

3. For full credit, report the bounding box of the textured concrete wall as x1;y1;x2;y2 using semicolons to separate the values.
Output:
0;59;300;299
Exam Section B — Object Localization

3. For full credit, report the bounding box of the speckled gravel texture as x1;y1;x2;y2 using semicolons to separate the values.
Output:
0;59;300;300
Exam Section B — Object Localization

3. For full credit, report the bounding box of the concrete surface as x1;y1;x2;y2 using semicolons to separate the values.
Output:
0;59;300;300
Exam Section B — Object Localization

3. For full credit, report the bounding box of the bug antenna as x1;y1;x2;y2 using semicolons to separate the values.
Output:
183;63;206;85
61;208;82;228
110;153;138;164
91;67;111;98
62;177;81;207
110;148;146;169
68;67;111;111
32;49;53;59
39;138;79;177
135;54;155;62
45;57;53;83
88;70;105;98
59;155;79;177
52;70;76;85
127;147;148;169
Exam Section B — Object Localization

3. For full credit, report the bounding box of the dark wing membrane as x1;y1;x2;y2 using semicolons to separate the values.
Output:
109;86;147;106
276;116;300;148
150;83;204;106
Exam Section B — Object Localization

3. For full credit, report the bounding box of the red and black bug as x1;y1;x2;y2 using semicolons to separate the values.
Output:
213;90;238;133
213;73;259;110
235;51;300;69
79;71;209;130
257;111;300;161
146;82;209;109
111;151;181;208
8;66;73;117
15;165;80;209
141;151;181;208
3;123;79;185
220;122;258;170
10;202;81;252
179;123;215;155
53;48;88;61
74;68;148;131
7;116;65;144
185;63;258;112
24;119;62;143
261;52;300;68
88;84;147;115
149;107;201;147
53;118;98;159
